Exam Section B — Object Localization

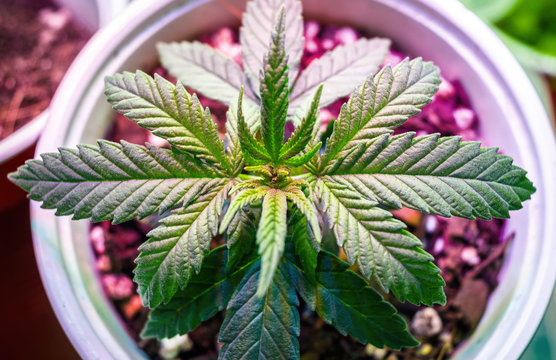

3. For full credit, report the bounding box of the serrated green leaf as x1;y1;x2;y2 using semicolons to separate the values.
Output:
280;84;323;160
105;70;228;169
259;8;290;160
220;187;268;232
225;206;259;272
282;142;321;167
287;207;318;278
315;179;446;306
104;71;229;171
134;181;231;308
256;188;287;296
240;0;304;94
325;132;535;219
285;251;419;349
218;261;299;360
290;38;391;110
243;164;275;179
289;95;324;172
141;246;255;340
318;58;440;172
225;93;261;174
8;140;222;223
283;184;321;244
157;41;257;107
237;89;272;165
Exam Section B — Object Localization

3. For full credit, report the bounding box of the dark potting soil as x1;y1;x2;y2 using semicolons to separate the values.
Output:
92;21;509;360
0;0;90;140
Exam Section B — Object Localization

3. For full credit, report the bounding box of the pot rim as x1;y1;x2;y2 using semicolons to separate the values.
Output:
30;0;556;359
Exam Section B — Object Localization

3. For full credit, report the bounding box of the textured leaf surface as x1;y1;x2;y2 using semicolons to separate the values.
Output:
319;58;440;171
237;91;271;165
286;251;418;349
141;246;254;339
315;179;446;305
259;9;290;160
290;38;390;110
134;182;231;308
218;262;299;360
240;0;304;94
289;96;323;173
157;41;257;106
105;71;229;170
220;187;267;232
8;140;221;223
256;189;287;296
225;207;258;272
287;208;319;277
280;85;322;161
225;94;261;173
283;184;321;243
282;143;321;167
326;132;535;219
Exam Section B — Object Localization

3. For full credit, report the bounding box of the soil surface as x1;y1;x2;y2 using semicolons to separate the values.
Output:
93;21;509;360
0;0;90;140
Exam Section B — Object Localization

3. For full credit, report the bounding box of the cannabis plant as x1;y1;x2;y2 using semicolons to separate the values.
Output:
9;0;535;358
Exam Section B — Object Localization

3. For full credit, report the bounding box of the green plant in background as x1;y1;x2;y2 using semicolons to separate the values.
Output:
461;0;556;76
461;0;556;357
9;0;535;357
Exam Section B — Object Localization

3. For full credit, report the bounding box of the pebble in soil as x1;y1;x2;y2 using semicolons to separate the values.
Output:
93;21;509;360
0;0;90;140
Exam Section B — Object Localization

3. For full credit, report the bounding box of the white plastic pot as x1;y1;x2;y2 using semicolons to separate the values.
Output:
31;0;556;359
0;0;127;166
53;0;129;33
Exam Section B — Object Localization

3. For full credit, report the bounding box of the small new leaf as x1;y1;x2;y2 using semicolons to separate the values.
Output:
237;89;271;165
220;186;268;233
225;94;261;174
283;183;321;244
240;0;304;94
282;142;322;167
259;7;290;160
280;84;323;160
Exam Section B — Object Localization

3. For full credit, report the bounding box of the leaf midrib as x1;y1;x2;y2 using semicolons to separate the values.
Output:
322;65;435;166
26;175;222;184
335;173;522;188
168;43;246;92
291;41;374;102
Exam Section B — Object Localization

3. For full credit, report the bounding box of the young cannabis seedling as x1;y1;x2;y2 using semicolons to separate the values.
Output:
9;0;535;358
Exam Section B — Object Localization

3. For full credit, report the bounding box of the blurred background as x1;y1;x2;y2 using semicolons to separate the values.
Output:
458;1;556;356
0;0;555;358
